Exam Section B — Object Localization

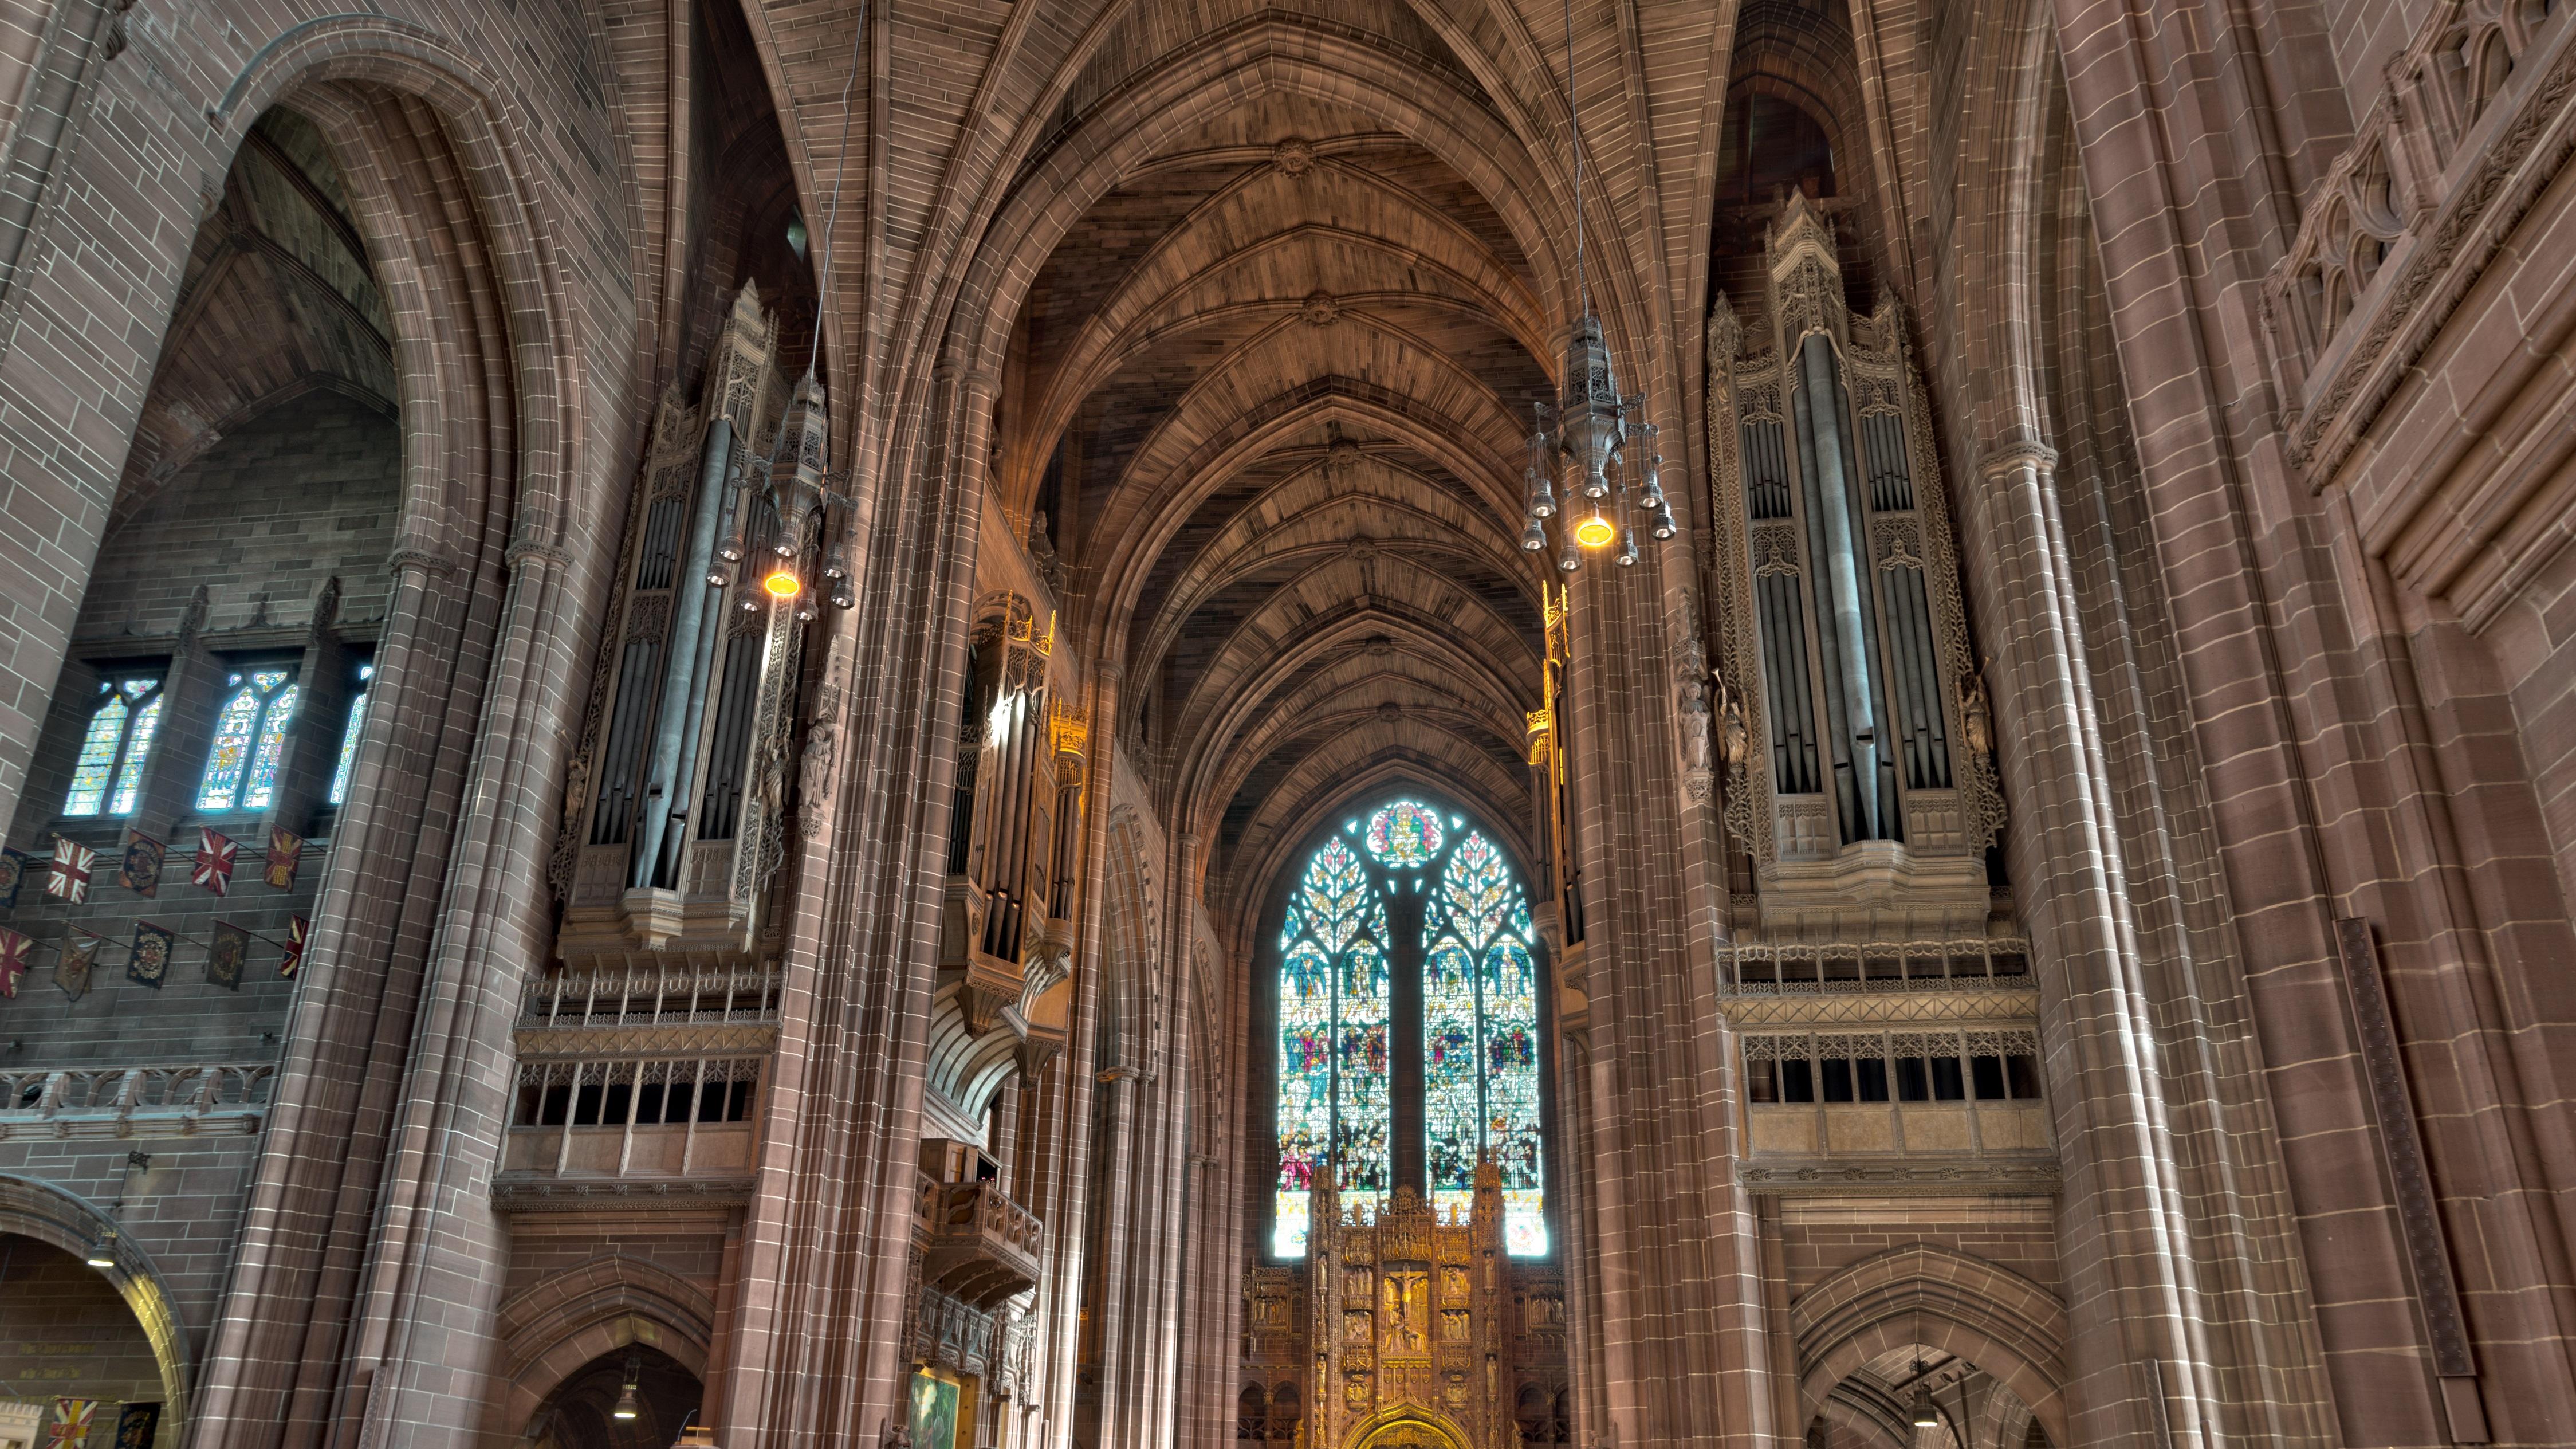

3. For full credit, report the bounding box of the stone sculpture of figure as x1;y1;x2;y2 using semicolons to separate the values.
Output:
1959;672;1995;762
1713;666;1750;775
880;1420;911;1449
1679;676;1713;775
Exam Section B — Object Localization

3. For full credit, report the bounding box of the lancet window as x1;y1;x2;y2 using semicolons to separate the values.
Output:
328;662;373;806
1273;799;1548;1259
197;666;300;812
64;674;164;817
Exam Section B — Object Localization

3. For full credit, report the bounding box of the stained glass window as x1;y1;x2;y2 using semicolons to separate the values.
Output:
64;676;164;817
328;663;373;806
1273;834;1391;1256
1277;800;1549;1259
197;667;299;812
1422;829;1548;1254
1363;800;1444;866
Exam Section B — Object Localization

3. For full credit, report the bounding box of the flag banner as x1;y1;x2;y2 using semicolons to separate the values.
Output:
280;914;310;978
0;845;27;908
192;827;237;896
206;921;250;989
55;933;97;1000
113;1402;160;1449
127;921;175;989
120;828;164;896
49;1399;95;1449
264;826;303;890
0;927;27;998
48;837;95;903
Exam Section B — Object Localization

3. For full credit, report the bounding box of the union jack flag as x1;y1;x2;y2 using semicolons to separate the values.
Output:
193;826;238;896
46;837;95;903
280;914;310;979
48;1399;95;1449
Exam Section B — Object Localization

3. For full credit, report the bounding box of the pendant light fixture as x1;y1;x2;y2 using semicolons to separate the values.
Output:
1520;0;1676;572
611;1353;643;1421
1908;1356;1940;1430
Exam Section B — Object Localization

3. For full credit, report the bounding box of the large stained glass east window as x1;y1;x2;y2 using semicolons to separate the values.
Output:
198;667;299;812
64;675;165;817
1273;834;1391;1256
1275;799;1549;1259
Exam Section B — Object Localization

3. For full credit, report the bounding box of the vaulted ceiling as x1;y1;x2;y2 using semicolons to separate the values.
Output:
993;78;1557;933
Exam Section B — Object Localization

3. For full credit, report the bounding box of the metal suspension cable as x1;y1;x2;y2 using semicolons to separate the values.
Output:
1565;0;1586;317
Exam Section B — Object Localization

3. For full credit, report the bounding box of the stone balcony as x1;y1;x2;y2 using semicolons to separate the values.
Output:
915;1176;1043;1310
0;1063;274;1140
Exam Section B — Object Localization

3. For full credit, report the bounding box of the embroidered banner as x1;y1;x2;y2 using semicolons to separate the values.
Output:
207;920;250;990
48;837;95;903
128;921;175;989
264;826;303;890
192;826;237;896
112;1402;160;1449
55;933;98;1000
120;828;164;896
0;845;27;908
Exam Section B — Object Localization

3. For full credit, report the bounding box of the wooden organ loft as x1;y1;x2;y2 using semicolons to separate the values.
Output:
1702;194;2054;1194
1242;1166;1569;1449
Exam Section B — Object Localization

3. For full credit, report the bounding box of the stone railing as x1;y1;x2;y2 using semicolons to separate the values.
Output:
0;1063;276;1137
917;1176;1043;1309
518;963;782;1028
1720;937;2031;994
2268;0;2576;472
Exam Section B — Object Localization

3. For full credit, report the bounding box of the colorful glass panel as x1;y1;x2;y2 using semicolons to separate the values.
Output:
328;665;372;806
66;677;163;817
1273;835;1391;1256
1423;934;1480;1222
1422;827;1548;1255
198;669;296;811
1363;800;1444;866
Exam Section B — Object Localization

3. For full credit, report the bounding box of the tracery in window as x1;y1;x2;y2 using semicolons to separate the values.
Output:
198;667;299;812
329;663;373;806
1276;800;1549;1259
1423;830;1546;1255
1273;834;1391;1256
64;675;164;817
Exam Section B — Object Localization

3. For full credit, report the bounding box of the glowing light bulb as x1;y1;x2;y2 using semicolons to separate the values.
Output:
1574;513;1617;549
762;568;802;599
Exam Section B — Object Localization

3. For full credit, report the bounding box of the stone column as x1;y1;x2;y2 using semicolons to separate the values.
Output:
1964;441;2216;1448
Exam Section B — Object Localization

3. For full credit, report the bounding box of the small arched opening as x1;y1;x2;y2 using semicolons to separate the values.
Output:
525;1343;703;1449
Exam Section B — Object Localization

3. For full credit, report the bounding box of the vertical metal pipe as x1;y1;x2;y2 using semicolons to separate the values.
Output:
633;418;736;887
1796;335;1881;839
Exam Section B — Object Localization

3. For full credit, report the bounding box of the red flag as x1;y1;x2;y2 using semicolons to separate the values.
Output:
192;826;237;896
46;837;94;903
0;928;27;998
264;826;303;890
280;914;310;978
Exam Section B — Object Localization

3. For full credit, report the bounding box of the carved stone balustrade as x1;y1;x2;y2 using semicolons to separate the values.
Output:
915;1175;1043;1310
0;1063;276;1139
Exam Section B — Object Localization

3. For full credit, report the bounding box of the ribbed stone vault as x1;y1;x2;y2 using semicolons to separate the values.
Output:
996;81;1558;934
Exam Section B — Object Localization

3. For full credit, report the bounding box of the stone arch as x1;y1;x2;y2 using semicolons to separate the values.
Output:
128;23;640;1443
1095;806;1162;1079
0;1174;192;1444
1790;1244;2068;1449
1344;1403;1473;1449
482;1255;719;1440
